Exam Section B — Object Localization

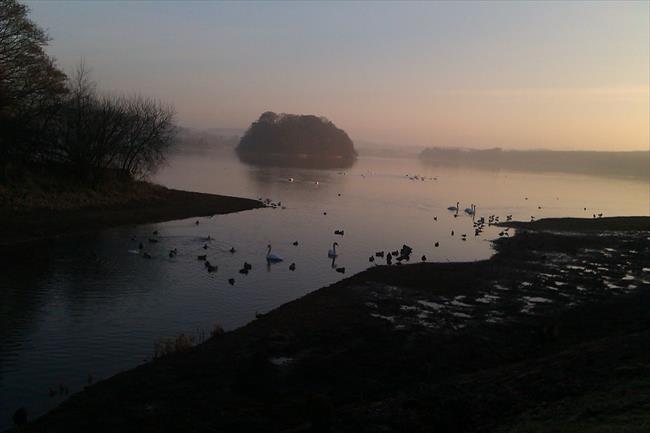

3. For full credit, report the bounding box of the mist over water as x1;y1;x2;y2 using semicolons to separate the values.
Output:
1;153;648;429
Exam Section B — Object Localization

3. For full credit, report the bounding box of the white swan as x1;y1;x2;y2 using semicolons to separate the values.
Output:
447;201;459;211
266;244;283;263
328;242;339;258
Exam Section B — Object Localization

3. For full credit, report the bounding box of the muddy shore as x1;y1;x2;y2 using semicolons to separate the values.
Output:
8;216;650;433
0;184;263;247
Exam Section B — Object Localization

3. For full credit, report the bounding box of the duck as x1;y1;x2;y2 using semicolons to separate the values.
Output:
421;255;427;262
206;263;218;273
289;263;296;271
203;244;208;250
334;230;345;236
328;242;339;258
375;251;384;258
228;278;235;285
369;256;375;262
238;268;249;275
148;238;158;243
197;254;207;261
229;247;236;254
292;241;299;246
434;242;439;247
266;244;283;263
335;267;346;274
243;262;252;271
143;252;152;259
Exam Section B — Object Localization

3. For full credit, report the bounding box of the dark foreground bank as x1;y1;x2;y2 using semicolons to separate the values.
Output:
8;217;650;433
0;182;263;247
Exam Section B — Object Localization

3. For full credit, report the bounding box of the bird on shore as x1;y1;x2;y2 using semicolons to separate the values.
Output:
336;267;346;274
328;242;339;258
421;255;427;262
266;244;283;263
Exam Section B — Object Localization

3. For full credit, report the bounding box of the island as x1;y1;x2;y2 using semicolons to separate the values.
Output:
236;112;357;168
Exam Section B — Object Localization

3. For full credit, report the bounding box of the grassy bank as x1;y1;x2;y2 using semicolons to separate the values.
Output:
0;168;263;246
8;217;650;432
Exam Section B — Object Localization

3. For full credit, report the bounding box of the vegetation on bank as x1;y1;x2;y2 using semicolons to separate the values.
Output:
1;0;176;184
419;147;650;180
237;111;357;166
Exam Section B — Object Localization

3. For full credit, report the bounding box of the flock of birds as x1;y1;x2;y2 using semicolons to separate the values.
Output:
130;170;608;290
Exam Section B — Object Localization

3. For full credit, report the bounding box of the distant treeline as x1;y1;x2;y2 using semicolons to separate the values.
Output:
419;147;650;180
171;128;239;156
237;112;356;167
0;0;176;182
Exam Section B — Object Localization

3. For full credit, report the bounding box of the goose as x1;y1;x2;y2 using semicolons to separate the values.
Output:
447;202;460;212
266;244;283;262
328;242;339;258
289;262;296;271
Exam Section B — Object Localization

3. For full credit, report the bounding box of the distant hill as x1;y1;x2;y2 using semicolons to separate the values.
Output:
419;147;650;180
237;112;357;168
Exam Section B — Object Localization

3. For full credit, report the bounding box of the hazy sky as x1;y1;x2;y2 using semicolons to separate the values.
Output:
27;1;649;150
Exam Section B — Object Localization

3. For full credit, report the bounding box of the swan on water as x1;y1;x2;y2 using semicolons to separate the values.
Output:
266;244;283;263
447;202;459;211
328;242;339;258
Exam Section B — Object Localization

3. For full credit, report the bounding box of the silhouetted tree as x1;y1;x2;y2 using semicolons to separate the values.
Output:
238;112;356;166
0;0;67;162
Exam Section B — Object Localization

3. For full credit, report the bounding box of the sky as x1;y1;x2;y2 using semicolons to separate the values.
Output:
26;1;650;151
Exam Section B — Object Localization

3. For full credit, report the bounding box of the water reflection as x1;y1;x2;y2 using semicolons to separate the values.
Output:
1;153;648;429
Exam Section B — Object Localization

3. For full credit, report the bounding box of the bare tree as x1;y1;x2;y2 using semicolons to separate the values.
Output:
0;0;66;161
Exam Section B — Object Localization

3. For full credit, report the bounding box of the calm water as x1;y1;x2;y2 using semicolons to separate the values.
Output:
1;153;648;428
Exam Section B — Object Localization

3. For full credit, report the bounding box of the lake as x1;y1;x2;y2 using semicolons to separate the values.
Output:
1;152;648;429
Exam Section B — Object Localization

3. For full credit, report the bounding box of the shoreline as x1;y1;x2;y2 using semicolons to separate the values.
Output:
0;184;264;248
9;216;650;432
